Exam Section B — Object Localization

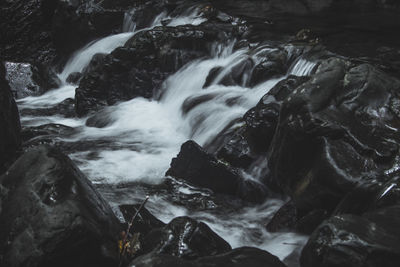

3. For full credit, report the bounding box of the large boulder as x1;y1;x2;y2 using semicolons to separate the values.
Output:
266;58;400;229
75;22;244;116
130;247;287;267
301;205;400;267
166;140;268;203
0;146;121;267
0;63;21;174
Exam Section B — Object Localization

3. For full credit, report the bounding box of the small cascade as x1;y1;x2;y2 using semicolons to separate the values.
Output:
288;58;317;76
59;32;135;83
122;10;137;32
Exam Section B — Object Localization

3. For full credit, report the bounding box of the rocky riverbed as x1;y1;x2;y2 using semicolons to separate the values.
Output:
1;1;400;267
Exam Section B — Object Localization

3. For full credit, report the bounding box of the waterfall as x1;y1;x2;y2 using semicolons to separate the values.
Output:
16;8;308;263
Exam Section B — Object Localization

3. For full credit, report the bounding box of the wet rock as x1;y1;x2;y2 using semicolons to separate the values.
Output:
0;63;21;174
267;58;400;225
301;205;400;267
0;145;121;267
4;62;60;98
21;123;76;145
130;247;287;267
249;47;288;86
0;0;151;66
203;46;288;88
204;58;255;88
216;126;255;169
66;72;82;84
20;98;75;118
76;22;244;116
85;108;115;128
119;204;165;237
266;200;329;235
141;216;231;259
266;201;298;232
166;140;268;203
216;76;309;169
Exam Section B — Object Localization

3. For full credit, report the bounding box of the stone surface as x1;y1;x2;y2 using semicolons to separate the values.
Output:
0;146;121;267
0;63;21;174
301;205;400;267
130;247;287;267
141;216;231;259
4;62;60;98
75;21;244;116
166;140;268;203
268;59;400;219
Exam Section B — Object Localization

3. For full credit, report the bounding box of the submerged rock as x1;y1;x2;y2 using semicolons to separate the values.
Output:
0;146;121;267
20;98;75;118
167;140;268;203
0;63;21;174
21;123;76;146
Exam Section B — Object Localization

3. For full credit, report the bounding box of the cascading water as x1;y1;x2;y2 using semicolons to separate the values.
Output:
289;58;317;76
15;7;317;265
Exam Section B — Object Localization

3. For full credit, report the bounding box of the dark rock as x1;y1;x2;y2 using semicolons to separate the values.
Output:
0;145;121;267
301;205;400;267
85;109;115;128
0;0;150;66
268;75;311;101
130;247;287;267
166;140;268;203
0;63;21;174
20;98;76;118
119;204;165;237
66;72;82;84
296;209;329;234
266;201;298;232
216;126;255;169
268;58;400;220
266;200;329;235
21;124;76;145
76;22;244;116
204;58;255;88
249;47;288;86
216;76;309;169
243;101;280;154
142;216;231;259
203;46;288;88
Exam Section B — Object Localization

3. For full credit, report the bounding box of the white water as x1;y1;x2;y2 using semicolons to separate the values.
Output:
59;33;135;83
289;58;317;76
16;8;314;265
